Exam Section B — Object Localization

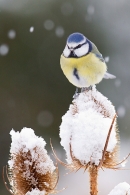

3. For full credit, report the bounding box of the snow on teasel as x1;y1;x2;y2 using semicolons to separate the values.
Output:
108;182;130;195
60;86;119;170
7;128;58;195
26;189;46;195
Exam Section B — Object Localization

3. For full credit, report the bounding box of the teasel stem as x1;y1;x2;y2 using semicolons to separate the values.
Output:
98;114;117;169
89;165;98;195
88;114;117;195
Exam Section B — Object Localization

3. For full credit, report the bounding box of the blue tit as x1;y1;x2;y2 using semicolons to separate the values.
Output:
60;32;116;89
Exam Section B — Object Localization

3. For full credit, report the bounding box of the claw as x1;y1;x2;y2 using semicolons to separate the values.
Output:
73;87;79;99
81;86;92;92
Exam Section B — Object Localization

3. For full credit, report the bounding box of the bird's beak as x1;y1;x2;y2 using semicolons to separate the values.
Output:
70;48;74;51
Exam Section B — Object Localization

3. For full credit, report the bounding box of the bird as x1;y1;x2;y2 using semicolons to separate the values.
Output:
60;32;116;93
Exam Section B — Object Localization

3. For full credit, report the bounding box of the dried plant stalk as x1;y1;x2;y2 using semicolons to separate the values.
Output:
59;86;121;195
89;165;98;195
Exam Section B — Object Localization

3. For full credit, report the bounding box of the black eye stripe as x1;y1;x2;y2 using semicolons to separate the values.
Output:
74;40;88;50
67;40;88;50
74;44;82;49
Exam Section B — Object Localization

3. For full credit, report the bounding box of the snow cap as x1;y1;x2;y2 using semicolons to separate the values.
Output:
60;86;119;170
8;127;58;195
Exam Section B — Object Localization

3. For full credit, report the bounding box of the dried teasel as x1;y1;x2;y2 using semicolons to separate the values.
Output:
58;86;121;195
4;128;58;195
59;86;119;171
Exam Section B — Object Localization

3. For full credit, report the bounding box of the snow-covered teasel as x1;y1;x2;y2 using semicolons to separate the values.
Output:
60;85;119;170
59;86;120;195
108;182;130;195
6;128;58;195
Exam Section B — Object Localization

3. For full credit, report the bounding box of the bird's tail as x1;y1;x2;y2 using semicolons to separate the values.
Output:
103;72;116;79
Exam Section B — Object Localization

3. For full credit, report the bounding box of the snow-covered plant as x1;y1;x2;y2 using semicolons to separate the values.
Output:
59;86;119;195
5;128;58;195
108;182;130;195
4;86;130;195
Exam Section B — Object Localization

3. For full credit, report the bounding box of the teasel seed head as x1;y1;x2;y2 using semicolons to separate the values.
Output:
59;86;119;171
6;128;58;195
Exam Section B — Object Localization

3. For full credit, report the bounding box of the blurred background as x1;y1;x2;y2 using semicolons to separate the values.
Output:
0;0;130;194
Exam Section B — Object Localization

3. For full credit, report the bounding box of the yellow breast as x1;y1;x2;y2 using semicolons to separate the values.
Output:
60;53;107;87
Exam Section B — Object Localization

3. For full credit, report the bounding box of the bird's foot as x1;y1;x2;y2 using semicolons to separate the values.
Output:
73;86;92;99
81;86;92;93
73;87;79;99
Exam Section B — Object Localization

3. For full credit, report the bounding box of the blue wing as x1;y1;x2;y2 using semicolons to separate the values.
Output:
90;41;116;79
90;41;105;62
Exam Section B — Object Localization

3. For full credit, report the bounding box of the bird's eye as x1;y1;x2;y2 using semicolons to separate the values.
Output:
75;44;82;49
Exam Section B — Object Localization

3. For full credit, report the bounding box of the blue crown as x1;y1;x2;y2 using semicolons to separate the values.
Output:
67;32;85;43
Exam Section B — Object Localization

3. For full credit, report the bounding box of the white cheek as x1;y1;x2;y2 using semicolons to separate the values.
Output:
63;45;70;57
74;43;89;57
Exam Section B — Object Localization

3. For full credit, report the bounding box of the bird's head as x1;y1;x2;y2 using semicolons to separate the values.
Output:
63;32;92;58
